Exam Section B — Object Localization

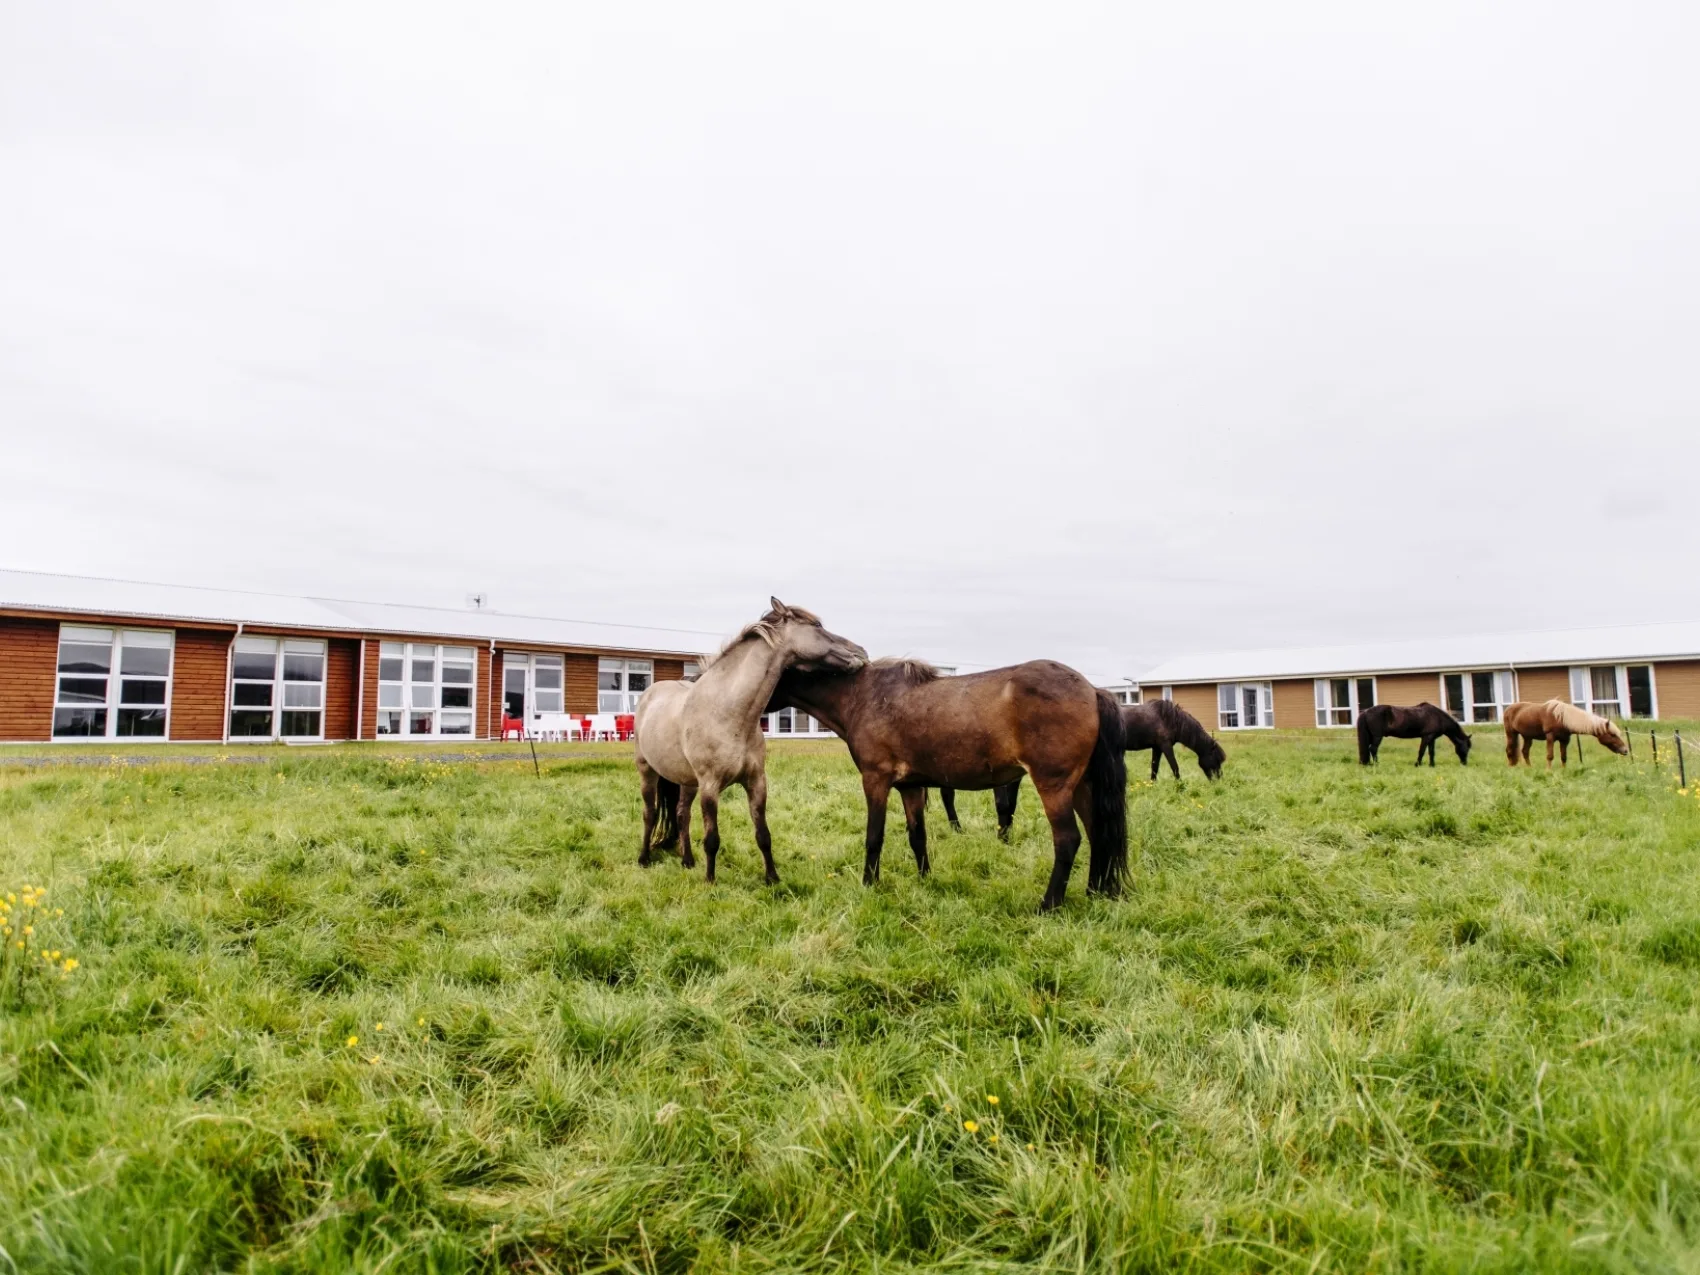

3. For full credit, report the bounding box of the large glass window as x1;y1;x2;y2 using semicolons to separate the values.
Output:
229;637;324;739
598;658;652;713
500;653;562;725
53;627;173;739
1218;682;1273;730
1315;677;1376;727
1569;665;1654;719
1443;669;1515;723
378;643;475;737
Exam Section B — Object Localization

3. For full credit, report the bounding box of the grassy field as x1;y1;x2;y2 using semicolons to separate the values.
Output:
3;725;1700;1273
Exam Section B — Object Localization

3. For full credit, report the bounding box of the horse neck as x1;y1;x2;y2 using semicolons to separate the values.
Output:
1170;711;1207;750
778;672;861;738
701;637;791;722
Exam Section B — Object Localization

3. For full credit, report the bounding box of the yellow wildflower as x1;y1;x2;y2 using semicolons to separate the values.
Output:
988;1134;999;1144
963;1120;979;1133
62;959;78;971
375;1022;385;1032
346;1035;359;1047
417;1017;425;1027
22;926;32;936
986;1095;999;1105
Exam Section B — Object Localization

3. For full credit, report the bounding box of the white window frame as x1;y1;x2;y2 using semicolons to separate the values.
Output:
1625;664;1658;719
682;661;702;680
377;642;477;739
1314;676;1376;728
1218;681;1273;730
229;636;326;741
501;652;564;727
598;658;653;714
52;626;174;741
1440;669;1516;724
1569;665;1653;719
762;707;834;738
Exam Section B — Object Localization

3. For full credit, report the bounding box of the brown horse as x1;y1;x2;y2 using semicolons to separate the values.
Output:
1504;699;1629;768
769;658;1127;911
1357;703;1472;766
939;699;1223;840
634;600;867;884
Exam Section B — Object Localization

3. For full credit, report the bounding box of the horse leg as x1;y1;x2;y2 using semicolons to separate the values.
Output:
1545;733;1556;769
862;772;891;885
1559;736;1569;767
1149;748;1161;782
1164;742;1181;782
1035;780;1084;912
994;776;1022;843
1429;735;1437;767
900;787;930;876
940;786;962;833
676;783;697;870
1505;727;1519;766
637;763;659;867
745;771;779;885
699;779;723;883
1414;737;1427;766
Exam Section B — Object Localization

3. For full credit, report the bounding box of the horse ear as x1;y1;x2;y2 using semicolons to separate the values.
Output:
769;596;790;618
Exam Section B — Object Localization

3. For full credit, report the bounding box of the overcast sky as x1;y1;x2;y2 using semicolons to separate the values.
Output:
2;1;1696;678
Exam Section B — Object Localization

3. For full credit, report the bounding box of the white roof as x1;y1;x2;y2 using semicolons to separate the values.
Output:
1139;619;1700;685
0;567;723;656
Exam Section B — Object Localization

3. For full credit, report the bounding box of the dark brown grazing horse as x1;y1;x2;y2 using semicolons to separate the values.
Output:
939;699;1224;840
769;658;1127;911
1356;703;1472;766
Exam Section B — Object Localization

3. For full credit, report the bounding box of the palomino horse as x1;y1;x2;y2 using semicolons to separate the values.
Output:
634;600;867;884
769;658;1127;911
939;699;1223;841
1504;699;1629;768
1356;703;1473;766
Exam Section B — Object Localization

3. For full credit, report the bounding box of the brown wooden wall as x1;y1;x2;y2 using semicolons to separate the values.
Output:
565;653;598;714
1516;667;1569;705
1375;672;1440;708
170;628;230;741
324;639;359;741
360;641;379;740
655;658;685;683
0;618;57;741
1272;679;1312;729
1655;660;1700;718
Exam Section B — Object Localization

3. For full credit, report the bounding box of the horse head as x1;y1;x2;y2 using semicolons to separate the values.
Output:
1453;731;1473;765
1197;736;1226;780
1600;720;1631;756
762;597;868;674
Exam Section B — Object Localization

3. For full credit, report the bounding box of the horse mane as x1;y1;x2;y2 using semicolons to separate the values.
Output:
1544;698;1624;743
1147;697;1211;748
868;656;940;686
699;603;827;668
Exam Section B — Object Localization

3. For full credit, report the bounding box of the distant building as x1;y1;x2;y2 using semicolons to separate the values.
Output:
1134;622;1700;731
0;568;810;744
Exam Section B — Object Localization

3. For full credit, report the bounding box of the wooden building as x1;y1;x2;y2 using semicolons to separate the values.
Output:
1136;623;1700;731
0;568;843;743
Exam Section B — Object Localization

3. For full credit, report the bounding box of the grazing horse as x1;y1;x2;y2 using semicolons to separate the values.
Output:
634;599;867;884
770;658;1128;911
939;700;1224;840
1504;699;1629;768
1357;703;1473;766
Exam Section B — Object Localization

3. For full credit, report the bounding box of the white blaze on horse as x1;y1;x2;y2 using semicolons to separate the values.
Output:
1503;698;1629;768
633;599;867;884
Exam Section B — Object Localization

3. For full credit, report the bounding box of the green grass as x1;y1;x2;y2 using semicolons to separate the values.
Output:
2;727;1700;1273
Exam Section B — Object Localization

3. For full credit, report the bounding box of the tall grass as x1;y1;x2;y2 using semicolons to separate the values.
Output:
2;729;1699;1272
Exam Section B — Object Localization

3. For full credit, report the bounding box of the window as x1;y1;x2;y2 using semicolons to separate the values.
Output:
377;643;475;737
1314;677;1375;727
502;652;563;724
1627;665;1656;718
598;658;652;713
1218;682;1272;730
1442;669;1515;723
1111;687;1136;705
53;627;173;739
763;708;831;737
1569;665;1655;719
229;636;324;739
683;661;701;680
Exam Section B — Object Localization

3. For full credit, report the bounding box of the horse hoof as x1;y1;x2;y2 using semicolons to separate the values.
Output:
765;873;780;886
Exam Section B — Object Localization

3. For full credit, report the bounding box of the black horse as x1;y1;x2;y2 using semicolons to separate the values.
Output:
940;700;1225;839
1356;702;1472;766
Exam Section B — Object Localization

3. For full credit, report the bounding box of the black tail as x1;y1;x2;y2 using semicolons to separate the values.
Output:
1085;690;1129;896
653;777;681;849
1357;713;1374;765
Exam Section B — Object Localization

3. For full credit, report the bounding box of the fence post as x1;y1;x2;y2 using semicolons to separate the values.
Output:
1679;730;1687;790
1652;730;1659;764
1626;728;1633;759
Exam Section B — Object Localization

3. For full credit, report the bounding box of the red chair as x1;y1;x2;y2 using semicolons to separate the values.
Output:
500;713;526;741
615;714;635;741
